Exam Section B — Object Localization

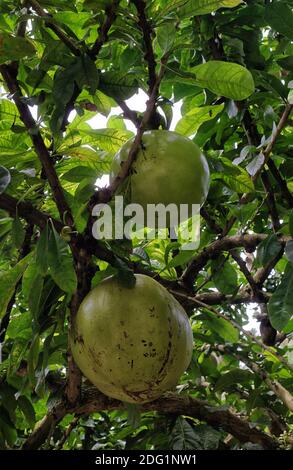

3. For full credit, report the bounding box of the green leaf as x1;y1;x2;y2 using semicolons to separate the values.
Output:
200;310;239;343
35;224;49;276
175;104;224;136
265;2;293;41
0;33;36;64
79;128;133;155
17;396;35;429
256;234;282;267
191;61;255;100
215;368;254;392
92;90;113;117
61;166;98;183
48;226;77;294
289;210;293;238
170;417;202;450
268;265;293;331
156;23;176;55
0;165;11;194
211;258;238;295
0;255;31;319
27;334;40;385
28;275;45;320
169;250;195;268
99;72;138;101
163;0;243;17
11;213;25;249
213;171;254;193
285;241;293;264
6;311;32;341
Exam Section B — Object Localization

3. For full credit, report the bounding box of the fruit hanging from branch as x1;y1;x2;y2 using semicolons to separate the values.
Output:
70;274;193;404
110;130;210;227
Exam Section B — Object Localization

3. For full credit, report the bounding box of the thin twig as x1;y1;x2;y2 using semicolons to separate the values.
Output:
27;0;81;56
170;290;293;372
214;344;293;412
90;0;121;58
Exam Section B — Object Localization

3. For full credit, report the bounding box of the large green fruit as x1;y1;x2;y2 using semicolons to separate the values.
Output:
70;274;193;403
110;130;210;226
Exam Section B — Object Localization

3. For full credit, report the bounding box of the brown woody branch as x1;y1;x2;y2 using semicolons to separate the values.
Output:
214;345;293;412
89;0;121;58
181;233;275;289
27;0;81;56
256;103;293;178
23;389;278;450
0;64;73;226
170;290;293;372
0;193;63;230
132;0;157;94
89;55;168;208
61;0;121;131
267;159;293;208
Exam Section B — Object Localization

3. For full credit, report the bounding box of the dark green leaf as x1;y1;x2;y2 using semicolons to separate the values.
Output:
35;224;49;276
215;368;254;392
200;310;239;343
0;165;11;194
265;2;293;41
256;234;282;267
48;226;77;294
99;72;138;101
211;257;238;295
268;264;293;331
170;417;201;450
0;33;36;63
11;214;25;249
285;241;293;264
0;255;31;319
17;396;35;428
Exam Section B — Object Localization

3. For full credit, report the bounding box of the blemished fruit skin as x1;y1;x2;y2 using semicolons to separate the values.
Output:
70;274;193;403
110;130;210;225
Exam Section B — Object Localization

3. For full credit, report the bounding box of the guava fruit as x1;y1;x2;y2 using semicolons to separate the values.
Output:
110;130;210;227
70;274;193;403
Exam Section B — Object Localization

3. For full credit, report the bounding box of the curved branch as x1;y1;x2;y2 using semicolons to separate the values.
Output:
181;233;288;289
27;0;81;56
23;388;278;450
0;193;63;230
0;64;73;226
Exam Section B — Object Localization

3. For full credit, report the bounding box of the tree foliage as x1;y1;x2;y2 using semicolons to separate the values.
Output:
0;0;292;451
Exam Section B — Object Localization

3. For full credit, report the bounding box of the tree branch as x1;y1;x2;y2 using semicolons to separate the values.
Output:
256;103;293;178
214;345;293;412
60;0;122;131
0;193;63;230
181;233;287;289
27;0;81;56
89;0;121;58
132;0;157;94
170;290;293;372
0;64;73;225
23;389;278;450
89;55;168;208
267;159;293;208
